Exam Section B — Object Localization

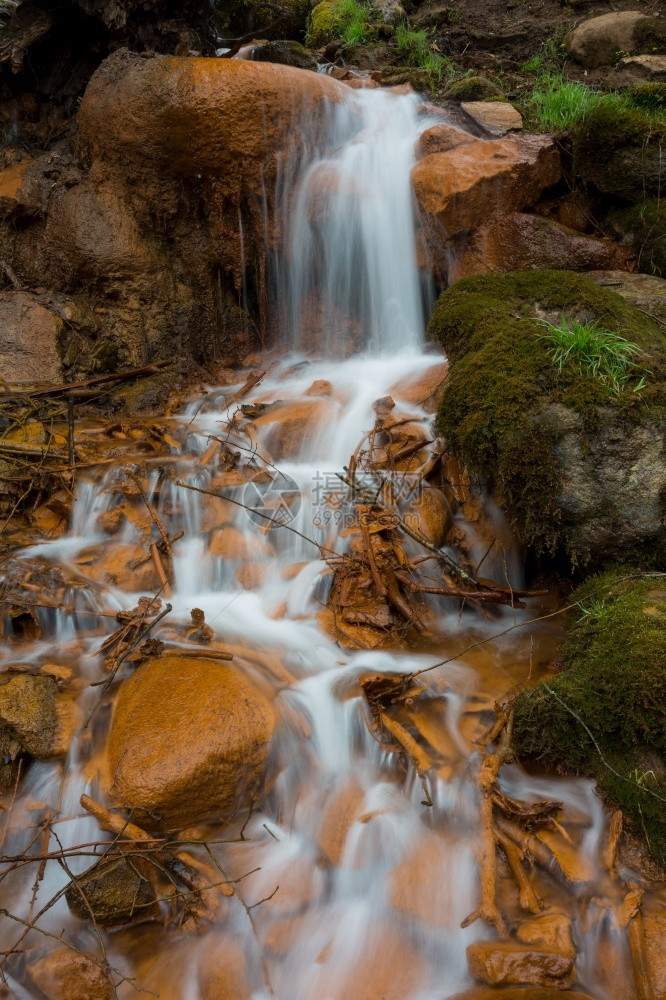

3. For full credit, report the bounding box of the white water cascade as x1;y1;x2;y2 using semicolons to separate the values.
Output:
0;82;645;1000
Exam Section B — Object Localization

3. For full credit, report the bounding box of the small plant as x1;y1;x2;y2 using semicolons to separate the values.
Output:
577;596;609;624
521;53;545;74
539;315;650;394
394;24;454;87
306;0;376;48
522;74;620;131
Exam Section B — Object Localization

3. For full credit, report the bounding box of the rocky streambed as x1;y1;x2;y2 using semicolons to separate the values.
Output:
0;44;665;1000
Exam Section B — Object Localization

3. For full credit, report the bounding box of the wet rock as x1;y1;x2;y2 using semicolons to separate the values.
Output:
315;921;428;1000
0;291;64;383
467;939;575;988
460;101;523;137
251;40;317;71
66;854;159;927
209;525;274;560
389;361;448;411
516;912;574;959
389;832;466;927
106;653;274;829
451;990;596;1000
196;939;251;1000
415;123;477;160
406;486;452;548
0;673;73;766
643;902;666;999
77;543;161;593
316;777;365;864
31;948;115;1000
450;213;628;282
252;398;335;460
413;136;561;268
565;11;656;68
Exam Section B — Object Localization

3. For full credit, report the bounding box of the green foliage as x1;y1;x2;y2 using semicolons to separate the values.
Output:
394;24;454;88
520;74;623;132
629;82;666;113
306;0;376;48
428;270;666;560
539;316;650;394
513;569;666;867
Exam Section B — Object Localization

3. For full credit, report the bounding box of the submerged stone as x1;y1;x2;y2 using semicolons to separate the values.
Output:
31;948;115;1000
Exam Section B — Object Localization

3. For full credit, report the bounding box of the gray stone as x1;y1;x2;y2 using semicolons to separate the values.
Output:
565;11;650;68
0;290;64;383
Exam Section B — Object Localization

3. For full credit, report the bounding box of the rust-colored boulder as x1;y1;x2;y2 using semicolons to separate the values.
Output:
413;136;561;279
106;654;274;829
76;542;161;593
415;123;477;160
78;52;347;188
389;360;448;411
450;213;628;282
467;939;575;988
252;398;335;460
0;291;63;383
31;948;115;1000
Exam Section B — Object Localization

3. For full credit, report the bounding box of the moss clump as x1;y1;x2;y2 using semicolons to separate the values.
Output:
443;75;504;102
306;0;376;47
606;200;666;278
429;270;666;559
633;16;666;55
513;569;666;866
573;101;666;200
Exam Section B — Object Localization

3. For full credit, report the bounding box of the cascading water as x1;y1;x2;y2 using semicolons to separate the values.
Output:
0;80;654;1000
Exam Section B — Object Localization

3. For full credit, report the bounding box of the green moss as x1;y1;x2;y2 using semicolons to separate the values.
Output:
628;82;666;113
513;569;666;866
633;16;666;55
443;75;503;102
573;101;666;200
429;270;666;559
606;200;666;278
306;0;376;47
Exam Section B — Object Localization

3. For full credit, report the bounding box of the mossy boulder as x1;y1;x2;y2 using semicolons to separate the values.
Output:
628;81;666;112
605;199;666;278
573;101;666;201
513;569;666;866
443;75;504;103
634;16;666;55
306;0;347;46
251;39;317;70
429;270;666;565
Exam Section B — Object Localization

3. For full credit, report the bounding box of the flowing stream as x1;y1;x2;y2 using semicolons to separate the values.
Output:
0;82;655;1000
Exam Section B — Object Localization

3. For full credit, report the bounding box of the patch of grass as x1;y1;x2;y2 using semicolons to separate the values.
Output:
306;0;376;48
539;316;650;394
521;74;624;132
513;569;666;868
394;24;454;88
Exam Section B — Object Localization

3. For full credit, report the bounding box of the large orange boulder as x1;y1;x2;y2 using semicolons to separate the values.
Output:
413;135;561;281
106;654;274;829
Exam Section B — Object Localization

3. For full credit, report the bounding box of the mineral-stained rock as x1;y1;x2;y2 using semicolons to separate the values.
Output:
451;990;596;1000
450;213;628;282
65;854;159;927
467;939;575;988
413;136;561;278
0;672;73;763
389;361;449;411
415;123;477;160
0;291;63;383
106;654;274;829
31;948;115;1000
565;11;654;68
405;486;452;548
516;911;575;959
76;542;161;593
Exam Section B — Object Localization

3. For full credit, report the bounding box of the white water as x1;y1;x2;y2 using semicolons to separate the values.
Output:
0;84;637;1000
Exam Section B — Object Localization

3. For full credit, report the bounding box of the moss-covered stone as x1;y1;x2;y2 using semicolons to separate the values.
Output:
628;81;666;112
443;75;504;102
605;200;666;278
513;569;666;866
573;101;666;200
251;39;317;69
633;16;666;55
429;270;666;563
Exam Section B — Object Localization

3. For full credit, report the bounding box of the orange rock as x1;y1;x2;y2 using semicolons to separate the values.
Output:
31;948;115;1000
106;654;274;829
0;160;31;201
317;777;366;865
644;902;666;1000
516;911;575;959
77;542;160;592
449;212;628;282
467;939;575;988
305;378;334;396
315;921;428;1000
79;54;348;190
415;123;477;160
412;136;561;275
389;361;448;411
197;939;251;1000
451;990;596;1000
252;398;334;460
405;486;452;548
389;832;463;927
209;524;274;560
